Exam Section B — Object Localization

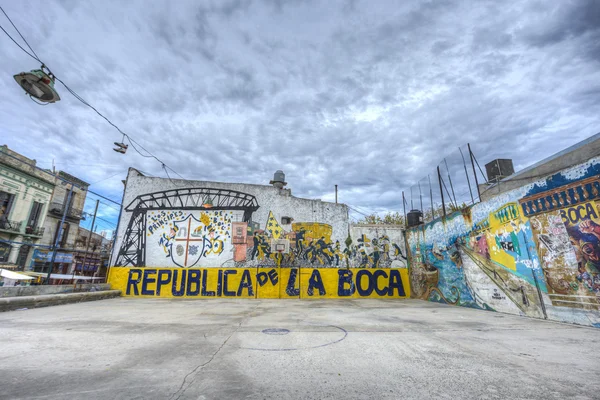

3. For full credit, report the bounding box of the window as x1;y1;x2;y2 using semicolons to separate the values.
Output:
0;242;11;262
0;191;15;220
64;189;76;211
54;221;71;248
27;202;43;228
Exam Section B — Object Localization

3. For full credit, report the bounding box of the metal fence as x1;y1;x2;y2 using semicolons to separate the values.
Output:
403;143;489;224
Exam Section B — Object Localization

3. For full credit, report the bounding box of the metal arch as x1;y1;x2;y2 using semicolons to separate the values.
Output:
115;188;260;267
126;187;258;210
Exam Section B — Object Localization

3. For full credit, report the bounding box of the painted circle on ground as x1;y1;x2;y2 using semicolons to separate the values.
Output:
230;324;347;352
262;328;290;335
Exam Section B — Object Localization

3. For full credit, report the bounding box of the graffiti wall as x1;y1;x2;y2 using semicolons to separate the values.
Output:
406;157;600;327
109;169;408;298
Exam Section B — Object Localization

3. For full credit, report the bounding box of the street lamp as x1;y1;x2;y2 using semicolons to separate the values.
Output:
13;65;60;103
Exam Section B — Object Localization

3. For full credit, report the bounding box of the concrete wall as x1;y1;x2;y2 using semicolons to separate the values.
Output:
480;132;600;201
0;283;111;298
406;154;600;327
0;290;120;312
109;169;409;298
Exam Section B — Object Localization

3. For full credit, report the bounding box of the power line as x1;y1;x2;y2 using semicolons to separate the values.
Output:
1;145;122;206
0;7;40;60
89;171;123;185
347;205;371;218
0;6;185;182
83;213;117;227
0;23;39;62
86;197;121;212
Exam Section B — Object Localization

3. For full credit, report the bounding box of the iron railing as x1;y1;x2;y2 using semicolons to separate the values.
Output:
0;219;22;233
25;225;45;236
49;202;85;220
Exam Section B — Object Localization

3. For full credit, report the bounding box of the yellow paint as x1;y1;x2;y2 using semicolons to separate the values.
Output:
292;222;333;242
255;267;283;299
488;202;521;229
484;202;527;271
485;231;517;271
299;268;410;299
109;267;410;299
266;211;283;239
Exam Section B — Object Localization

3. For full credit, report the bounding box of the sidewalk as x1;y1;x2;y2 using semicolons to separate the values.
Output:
0;290;121;312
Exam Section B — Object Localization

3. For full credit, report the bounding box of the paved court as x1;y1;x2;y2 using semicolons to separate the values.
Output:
0;298;598;399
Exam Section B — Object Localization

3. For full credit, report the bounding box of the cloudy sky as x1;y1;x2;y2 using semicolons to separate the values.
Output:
1;0;598;225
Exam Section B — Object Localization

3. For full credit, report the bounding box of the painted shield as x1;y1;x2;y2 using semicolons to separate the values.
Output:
170;215;207;267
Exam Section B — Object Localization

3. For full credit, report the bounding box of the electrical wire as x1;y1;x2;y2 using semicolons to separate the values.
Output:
0;6;41;61
347;205;371;218
0;6;185;182
82;213;117;228
0;23;39;62
88;172;123;185
29;96;49;106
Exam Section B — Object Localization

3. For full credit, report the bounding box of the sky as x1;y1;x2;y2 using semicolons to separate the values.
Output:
1;0;599;225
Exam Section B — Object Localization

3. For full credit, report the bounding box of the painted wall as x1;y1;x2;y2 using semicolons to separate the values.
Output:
108;267;410;299
109;169;409;298
406;156;600;327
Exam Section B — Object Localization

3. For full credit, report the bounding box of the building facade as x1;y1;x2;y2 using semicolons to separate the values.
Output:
73;226;112;278
0;145;55;270
32;171;89;275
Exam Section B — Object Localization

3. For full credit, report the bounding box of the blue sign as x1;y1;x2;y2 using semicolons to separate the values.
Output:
32;249;73;263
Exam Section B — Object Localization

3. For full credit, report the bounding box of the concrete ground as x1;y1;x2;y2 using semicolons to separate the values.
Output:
0;299;598;400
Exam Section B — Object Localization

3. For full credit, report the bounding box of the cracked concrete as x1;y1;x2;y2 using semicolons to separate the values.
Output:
0;298;598;399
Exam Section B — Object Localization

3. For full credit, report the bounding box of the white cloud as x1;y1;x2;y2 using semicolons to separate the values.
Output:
0;0;597;223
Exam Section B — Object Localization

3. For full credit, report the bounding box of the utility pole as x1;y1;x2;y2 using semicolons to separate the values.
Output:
428;175;434;220
76;199;99;285
468;143;481;201
418;181;423;212
45;183;74;284
459;147;475;204
437;166;446;218
335;185;338;204
444;158;458;206
402;191;407;227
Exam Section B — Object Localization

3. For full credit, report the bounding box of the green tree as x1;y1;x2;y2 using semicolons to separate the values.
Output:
357;203;470;226
357;211;405;225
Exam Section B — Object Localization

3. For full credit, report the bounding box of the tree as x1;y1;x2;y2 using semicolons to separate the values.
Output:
357;202;471;226
357;211;405;225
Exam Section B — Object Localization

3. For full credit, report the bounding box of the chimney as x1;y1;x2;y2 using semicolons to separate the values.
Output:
269;170;287;189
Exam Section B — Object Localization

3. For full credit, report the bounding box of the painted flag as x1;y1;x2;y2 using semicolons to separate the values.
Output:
266;211;283;239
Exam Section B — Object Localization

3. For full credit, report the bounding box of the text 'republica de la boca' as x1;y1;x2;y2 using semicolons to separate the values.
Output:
109;267;411;299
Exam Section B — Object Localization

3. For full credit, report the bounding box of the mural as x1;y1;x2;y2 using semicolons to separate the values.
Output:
121;208;407;270
111;185;408;299
235;216;407;269
406;159;600;327
146;210;241;268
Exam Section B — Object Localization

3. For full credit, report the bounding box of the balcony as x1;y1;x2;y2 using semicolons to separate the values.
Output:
49;202;85;221
0;219;22;234
25;225;45;237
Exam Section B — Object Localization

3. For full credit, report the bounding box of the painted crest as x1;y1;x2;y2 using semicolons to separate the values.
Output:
170;215;206;267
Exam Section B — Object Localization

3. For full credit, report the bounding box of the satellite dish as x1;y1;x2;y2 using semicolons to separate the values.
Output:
13;66;60;103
